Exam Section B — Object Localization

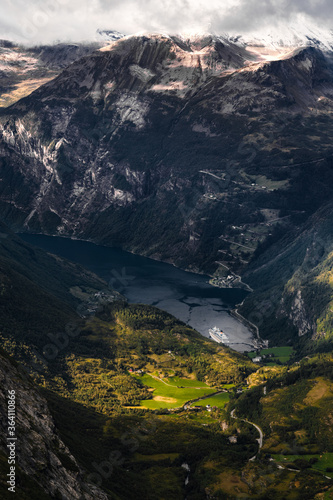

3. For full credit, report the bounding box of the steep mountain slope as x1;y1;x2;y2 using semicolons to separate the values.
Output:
1;32;333;345
0;349;108;499
239;200;333;345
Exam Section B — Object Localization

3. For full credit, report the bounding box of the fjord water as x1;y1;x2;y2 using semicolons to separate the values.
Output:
19;234;254;352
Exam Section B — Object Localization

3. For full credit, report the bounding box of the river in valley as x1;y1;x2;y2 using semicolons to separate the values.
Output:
19;234;255;352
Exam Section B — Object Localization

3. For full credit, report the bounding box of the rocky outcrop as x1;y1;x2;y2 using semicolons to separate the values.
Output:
288;290;314;337
0;352;109;499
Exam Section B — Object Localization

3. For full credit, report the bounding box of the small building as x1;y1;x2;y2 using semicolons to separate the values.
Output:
228;436;238;444
252;356;262;363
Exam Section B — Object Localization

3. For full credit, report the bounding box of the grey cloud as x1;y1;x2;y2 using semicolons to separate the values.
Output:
0;0;332;44
211;0;333;33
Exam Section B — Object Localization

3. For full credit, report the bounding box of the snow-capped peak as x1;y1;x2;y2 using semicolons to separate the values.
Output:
228;19;333;53
96;29;124;42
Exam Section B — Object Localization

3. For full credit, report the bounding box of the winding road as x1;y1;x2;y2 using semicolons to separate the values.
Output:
231;408;263;461
150;374;208;390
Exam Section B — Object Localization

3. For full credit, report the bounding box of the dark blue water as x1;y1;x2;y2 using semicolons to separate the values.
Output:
19;233;255;351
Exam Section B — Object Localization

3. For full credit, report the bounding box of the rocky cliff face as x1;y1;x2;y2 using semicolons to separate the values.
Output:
285;290;314;337
0;351;109;499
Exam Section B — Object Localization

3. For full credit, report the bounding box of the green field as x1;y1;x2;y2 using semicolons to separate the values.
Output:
166;376;209;387
134;374;216;409
247;174;290;190
272;453;333;478
190;392;230;409
248;346;293;364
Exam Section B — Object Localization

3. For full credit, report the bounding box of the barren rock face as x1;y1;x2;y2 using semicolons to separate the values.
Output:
0;352;109;499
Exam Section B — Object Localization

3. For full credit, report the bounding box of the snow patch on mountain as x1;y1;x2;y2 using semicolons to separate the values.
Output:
298;57;313;72
115;93;150;129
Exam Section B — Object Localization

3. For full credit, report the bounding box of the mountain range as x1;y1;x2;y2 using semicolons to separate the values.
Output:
1;30;333;344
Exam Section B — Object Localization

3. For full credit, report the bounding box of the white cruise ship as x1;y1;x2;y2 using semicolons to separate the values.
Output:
209;326;229;344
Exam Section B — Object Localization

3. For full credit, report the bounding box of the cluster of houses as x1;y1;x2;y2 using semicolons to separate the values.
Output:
252;338;269;349
252;351;275;363
185;404;216;412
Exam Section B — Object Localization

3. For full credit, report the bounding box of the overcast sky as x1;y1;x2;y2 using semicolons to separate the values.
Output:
0;0;332;44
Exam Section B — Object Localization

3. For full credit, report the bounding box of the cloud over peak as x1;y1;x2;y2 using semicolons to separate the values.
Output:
0;0;332;45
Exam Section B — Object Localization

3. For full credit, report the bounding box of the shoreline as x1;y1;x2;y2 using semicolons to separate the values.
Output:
17;229;251;286
17;230;256;350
